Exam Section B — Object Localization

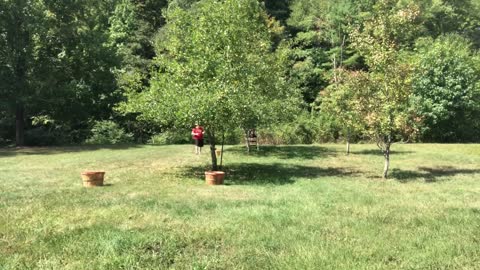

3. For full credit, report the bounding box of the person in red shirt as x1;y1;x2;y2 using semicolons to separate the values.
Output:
191;124;205;154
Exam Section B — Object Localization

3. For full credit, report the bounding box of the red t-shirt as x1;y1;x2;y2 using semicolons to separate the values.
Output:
192;127;204;140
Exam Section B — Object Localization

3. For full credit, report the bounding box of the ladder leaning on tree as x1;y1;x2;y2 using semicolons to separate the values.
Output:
245;129;259;152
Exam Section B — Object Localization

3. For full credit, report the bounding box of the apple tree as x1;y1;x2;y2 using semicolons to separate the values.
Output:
350;0;419;178
120;0;299;170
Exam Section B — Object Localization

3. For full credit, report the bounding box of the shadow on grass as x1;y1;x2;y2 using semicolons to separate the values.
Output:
0;144;145;157
391;166;480;183
353;149;415;156
226;145;336;160
179;163;358;185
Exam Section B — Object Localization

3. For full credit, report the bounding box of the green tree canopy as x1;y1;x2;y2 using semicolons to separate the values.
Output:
412;34;480;142
319;69;365;155
350;0;418;178
0;0;120;145
120;0;300;170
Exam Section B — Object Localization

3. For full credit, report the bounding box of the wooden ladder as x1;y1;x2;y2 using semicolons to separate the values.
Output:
246;129;259;152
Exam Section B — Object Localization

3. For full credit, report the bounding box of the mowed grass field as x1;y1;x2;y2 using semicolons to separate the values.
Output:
1;144;480;269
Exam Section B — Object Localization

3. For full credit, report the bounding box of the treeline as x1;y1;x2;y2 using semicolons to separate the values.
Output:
1;0;479;147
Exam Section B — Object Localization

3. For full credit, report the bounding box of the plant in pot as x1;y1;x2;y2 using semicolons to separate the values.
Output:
81;171;105;187
206;145;225;185
205;170;225;185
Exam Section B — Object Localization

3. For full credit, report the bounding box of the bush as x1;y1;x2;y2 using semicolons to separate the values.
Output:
412;35;480;142
24;124;77;146
24;127;59;146
148;129;191;145
218;128;242;145
149;127;242;145
257;114;339;145
0;114;14;145
85;120;133;145
0;137;9;147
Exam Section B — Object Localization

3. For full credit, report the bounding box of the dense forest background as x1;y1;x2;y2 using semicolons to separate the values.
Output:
1;0;479;147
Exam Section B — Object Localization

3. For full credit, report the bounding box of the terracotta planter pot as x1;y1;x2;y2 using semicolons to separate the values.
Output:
81;171;105;187
205;171;225;185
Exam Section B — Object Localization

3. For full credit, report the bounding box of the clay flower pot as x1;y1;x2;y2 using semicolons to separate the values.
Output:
81;171;105;187
205;171;225;185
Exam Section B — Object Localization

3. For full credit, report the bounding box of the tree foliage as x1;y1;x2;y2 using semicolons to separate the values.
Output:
0;0;479;147
319;69;366;154
412;34;480;142
350;0;418;178
0;0;120;145
120;0;300;169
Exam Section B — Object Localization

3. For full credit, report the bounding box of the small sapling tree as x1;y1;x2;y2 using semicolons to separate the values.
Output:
355;66;413;179
350;0;418;178
319;69;365;155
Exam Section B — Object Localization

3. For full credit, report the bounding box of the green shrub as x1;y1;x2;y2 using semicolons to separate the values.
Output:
24;125;77;146
219;128;242;145
0;137;9;147
149;128;242;145
257;114;339;145
85;120;133;145
412;35;480;142
148;130;190;145
0;115;14;145
24;127;59;146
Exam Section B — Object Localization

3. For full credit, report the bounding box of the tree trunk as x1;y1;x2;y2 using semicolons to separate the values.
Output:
208;131;218;171
346;130;350;155
15;102;25;147
244;129;250;152
13;10;28;148
220;132;225;169
382;143;390;179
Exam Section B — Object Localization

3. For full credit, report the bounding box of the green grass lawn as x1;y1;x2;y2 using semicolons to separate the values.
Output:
1;144;480;269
